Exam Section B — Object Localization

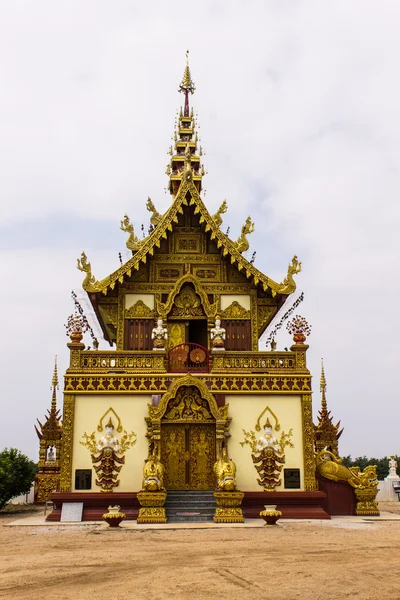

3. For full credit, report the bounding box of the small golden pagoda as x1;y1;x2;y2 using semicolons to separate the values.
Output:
45;54;335;521
314;360;343;456
34;359;62;502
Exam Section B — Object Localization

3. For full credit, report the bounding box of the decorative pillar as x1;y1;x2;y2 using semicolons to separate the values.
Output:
301;394;318;491
59;395;75;492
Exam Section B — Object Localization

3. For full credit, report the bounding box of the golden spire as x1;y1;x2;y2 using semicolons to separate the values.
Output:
50;356;59;413
35;356;62;441
179;50;196;95
320;358;327;410
167;51;204;196
314;359;343;455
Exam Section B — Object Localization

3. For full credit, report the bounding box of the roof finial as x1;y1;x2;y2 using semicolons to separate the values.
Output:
51;355;59;412
179;50;195;117
320;358;327;407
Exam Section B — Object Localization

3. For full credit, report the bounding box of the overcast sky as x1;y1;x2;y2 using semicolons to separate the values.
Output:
1;1;399;462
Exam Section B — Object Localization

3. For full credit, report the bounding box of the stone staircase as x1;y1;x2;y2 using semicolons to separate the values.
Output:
165;490;216;522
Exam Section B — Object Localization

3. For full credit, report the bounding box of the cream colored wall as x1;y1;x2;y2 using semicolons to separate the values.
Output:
125;294;154;310
225;394;304;491
71;395;152;492
220;295;250;311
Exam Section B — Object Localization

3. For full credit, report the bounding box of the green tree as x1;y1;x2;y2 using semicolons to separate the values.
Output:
0;448;37;509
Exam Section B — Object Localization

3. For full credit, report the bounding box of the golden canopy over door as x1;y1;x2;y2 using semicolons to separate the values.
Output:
161;423;216;490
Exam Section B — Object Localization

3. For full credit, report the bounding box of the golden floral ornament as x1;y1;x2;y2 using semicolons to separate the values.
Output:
286;314;311;344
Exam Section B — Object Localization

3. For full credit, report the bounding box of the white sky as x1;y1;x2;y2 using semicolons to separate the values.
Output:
1;0;399;461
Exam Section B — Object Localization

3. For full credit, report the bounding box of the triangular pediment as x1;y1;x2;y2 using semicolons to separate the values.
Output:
79;179;300;299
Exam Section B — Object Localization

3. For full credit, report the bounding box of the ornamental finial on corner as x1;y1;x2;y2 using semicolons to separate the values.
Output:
277;255;302;295
233;216;255;253
77;251;98;290
120;214;143;252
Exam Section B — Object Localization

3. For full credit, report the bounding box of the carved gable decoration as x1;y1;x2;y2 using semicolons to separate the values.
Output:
170;284;205;317
164;386;213;421
221;301;250;320
156;273;218;319
148;374;229;422
125;300;155;319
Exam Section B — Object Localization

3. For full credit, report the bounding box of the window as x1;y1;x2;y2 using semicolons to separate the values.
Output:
75;469;92;490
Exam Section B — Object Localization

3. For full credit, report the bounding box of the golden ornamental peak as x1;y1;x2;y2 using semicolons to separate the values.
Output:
179;50;196;94
320;359;327;394
51;356;59;389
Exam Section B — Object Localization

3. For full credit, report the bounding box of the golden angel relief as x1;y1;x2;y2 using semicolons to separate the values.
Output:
80;413;136;492
241;409;294;491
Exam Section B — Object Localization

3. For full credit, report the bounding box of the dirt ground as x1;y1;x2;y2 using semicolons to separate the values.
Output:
1;503;400;600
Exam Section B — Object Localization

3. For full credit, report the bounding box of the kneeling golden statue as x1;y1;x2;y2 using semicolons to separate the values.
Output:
137;450;167;524
142;451;165;491
213;448;244;523
214;447;237;491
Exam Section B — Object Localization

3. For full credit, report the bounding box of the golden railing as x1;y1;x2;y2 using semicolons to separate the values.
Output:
67;348;307;375
211;351;304;373
75;350;167;373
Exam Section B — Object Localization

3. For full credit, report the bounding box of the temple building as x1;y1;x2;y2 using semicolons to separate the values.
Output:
38;55;379;522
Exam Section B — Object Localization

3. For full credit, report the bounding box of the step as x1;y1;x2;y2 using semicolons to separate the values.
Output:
164;490;217;522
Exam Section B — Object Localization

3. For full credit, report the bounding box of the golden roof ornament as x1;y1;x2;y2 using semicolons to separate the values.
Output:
34;357;62;442
146;197;162;227
120;214;143;252
51;356;59;413
212;200;228;228
314;359;343;455
77;251;99;290
277;255;302;294
179;50;196;95
233;216;255;253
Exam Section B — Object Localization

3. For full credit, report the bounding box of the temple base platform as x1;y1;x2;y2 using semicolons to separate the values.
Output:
48;490;329;522
47;492;140;522
242;491;330;520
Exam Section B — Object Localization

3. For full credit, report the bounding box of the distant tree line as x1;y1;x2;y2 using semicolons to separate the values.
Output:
341;455;399;481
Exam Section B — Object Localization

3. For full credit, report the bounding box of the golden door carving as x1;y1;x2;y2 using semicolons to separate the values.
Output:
161;423;216;490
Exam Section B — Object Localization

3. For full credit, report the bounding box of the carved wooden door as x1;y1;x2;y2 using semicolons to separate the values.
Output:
161;423;215;490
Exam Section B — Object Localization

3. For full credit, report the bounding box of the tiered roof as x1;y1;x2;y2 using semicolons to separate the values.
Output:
77;54;301;300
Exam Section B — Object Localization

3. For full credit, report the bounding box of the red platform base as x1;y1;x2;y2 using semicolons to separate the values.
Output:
48;490;330;521
242;491;330;520
48;492;140;522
